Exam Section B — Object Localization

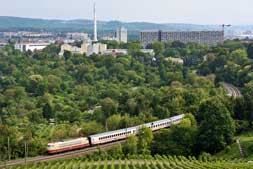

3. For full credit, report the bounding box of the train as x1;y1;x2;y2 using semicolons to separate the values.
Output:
47;114;185;154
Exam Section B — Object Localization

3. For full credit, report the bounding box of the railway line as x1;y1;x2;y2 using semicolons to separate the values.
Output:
223;83;242;98
0;140;125;168
0;114;185;168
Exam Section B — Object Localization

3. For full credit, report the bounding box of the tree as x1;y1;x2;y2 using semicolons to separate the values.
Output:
124;135;138;155
106;114;122;131
244;94;253;128
138;127;153;154
81;121;104;136
152;115;197;156
230;49;248;65
101;98;118;118
171;41;186;48
152;41;165;56
196;98;235;154
128;42;141;56
247;43;253;59
63;50;72;60
233;97;246;120
109;143;123;158
28;75;47;96
42;102;54;120
47;75;62;93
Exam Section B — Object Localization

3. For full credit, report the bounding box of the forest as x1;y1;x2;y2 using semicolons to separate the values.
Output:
0;40;253;160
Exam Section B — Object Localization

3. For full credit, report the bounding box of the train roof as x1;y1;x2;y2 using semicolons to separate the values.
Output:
47;137;87;145
89;114;185;139
89;126;137;138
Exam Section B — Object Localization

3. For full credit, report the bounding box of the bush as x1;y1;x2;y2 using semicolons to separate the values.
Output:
247;144;253;153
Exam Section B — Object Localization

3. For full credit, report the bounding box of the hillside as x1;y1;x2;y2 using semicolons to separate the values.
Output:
0;16;221;32
216;131;253;160
0;40;253;162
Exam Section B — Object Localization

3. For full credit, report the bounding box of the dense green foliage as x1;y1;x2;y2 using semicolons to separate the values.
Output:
0;40;253;161
216;131;253;160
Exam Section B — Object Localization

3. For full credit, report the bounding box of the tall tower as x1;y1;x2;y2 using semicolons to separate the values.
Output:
116;26;128;43
93;2;98;42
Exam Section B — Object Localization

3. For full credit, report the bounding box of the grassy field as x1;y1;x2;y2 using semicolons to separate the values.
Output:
216;131;253;160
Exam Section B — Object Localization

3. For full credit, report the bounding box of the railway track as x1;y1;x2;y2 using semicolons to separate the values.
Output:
0;140;125;168
223;83;242;98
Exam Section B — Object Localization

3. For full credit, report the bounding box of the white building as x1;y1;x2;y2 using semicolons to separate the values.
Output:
15;43;50;52
101;35;117;41
59;42;107;56
102;49;128;55
102;49;154;56
167;57;184;64
116;27;128;43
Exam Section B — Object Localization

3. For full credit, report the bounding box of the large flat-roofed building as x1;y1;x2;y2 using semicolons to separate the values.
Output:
140;30;223;48
14;43;50;52
59;42;107;56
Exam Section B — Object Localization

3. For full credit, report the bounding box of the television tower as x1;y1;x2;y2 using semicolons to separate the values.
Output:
93;2;98;42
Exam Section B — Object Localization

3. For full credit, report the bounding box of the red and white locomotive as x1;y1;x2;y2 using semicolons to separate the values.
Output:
47;114;185;154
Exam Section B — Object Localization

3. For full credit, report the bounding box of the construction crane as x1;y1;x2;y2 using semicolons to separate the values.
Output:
221;24;231;44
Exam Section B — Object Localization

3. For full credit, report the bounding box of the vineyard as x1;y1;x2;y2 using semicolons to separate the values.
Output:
4;155;253;169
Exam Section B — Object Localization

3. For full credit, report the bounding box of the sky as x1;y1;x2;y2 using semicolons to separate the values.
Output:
1;0;253;25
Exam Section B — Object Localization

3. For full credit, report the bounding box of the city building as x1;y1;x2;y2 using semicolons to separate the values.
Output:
116;27;128;43
101;35;116;41
140;30;224;48
102;49;128;55
3;31;54;39
59;42;107;56
66;32;89;41
166;57;184;64
14;43;50;52
0;43;7;49
102;49;154;56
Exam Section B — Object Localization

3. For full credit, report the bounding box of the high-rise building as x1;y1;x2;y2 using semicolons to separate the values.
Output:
93;2;98;42
140;30;224;48
116;27;128;43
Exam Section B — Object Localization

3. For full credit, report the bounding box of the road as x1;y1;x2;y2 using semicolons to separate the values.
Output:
0;140;125;168
223;83;242;98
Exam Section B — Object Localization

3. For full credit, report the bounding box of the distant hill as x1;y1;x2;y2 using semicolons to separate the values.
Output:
0;16;252;40
0;16;220;32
